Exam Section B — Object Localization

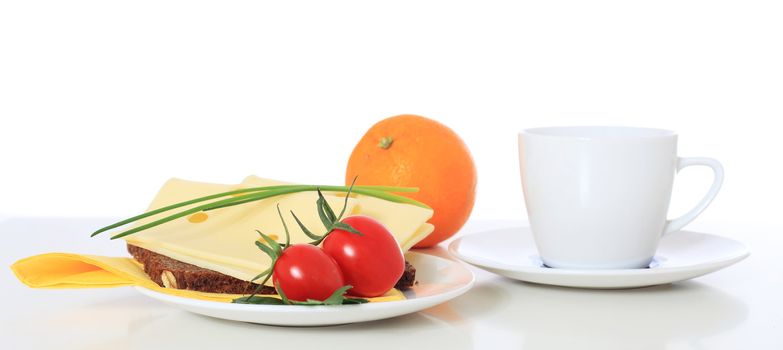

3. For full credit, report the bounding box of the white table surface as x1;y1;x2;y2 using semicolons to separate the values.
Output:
1;218;780;349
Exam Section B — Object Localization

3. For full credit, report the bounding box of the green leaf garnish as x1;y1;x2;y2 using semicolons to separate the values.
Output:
232;296;285;305
231;294;369;305
322;285;353;305
237;283;368;306
342;298;370;304
89;185;292;237
202;185;423;212
91;182;428;240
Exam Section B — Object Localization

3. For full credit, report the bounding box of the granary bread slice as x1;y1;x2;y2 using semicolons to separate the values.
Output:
128;244;417;293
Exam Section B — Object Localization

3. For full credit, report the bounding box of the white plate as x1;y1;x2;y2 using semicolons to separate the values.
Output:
135;251;474;326
449;227;749;289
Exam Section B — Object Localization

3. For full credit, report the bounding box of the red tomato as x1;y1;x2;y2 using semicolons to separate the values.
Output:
272;244;345;302
322;215;405;297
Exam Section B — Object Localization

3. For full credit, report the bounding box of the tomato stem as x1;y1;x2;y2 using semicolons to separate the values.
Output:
297;186;362;247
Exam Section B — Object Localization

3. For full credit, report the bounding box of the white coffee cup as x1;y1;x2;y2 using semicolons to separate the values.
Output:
518;126;723;269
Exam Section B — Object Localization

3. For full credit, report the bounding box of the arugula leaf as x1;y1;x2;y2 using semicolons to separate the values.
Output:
322;285;353;305
230;295;370;305
232;296;285;305
241;284;369;306
342;298;370;305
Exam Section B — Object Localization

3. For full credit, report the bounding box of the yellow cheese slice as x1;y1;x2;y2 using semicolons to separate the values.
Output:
123;176;434;285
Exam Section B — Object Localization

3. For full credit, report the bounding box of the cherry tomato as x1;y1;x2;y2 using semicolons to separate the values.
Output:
272;244;345;302
322;215;405;297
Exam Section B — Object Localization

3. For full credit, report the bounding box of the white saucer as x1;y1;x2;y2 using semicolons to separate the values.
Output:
135;251;475;326
448;227;749;289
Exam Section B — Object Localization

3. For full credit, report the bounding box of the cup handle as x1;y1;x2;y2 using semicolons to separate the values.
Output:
663;157;724;235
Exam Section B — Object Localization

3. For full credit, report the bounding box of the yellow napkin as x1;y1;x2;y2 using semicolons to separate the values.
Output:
10;253;405;303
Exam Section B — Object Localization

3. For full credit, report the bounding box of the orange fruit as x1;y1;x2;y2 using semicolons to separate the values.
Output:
345;114;477;248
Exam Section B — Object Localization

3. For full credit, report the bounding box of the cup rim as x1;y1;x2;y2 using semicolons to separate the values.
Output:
520;126;677;140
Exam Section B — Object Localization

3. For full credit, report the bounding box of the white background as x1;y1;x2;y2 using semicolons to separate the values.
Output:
1;1;781;228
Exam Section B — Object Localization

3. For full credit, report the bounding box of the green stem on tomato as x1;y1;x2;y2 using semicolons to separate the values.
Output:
244;204;292;301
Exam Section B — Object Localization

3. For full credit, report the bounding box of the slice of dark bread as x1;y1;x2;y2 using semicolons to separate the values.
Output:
128;244;416;294
128;244;274;294
398;260;417;290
